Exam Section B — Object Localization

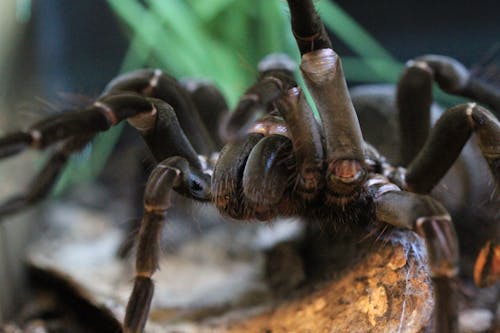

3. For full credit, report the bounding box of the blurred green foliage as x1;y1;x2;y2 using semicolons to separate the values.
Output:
107;0;405;103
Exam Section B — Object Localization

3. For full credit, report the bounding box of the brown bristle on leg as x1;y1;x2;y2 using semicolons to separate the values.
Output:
474;241;500;288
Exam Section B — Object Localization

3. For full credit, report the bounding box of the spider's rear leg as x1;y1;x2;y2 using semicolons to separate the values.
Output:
374;188;459;333
124;156;210;333
404;103;500;287
0;135;92;218
414;55;500;112
221;54;297;141
397;54;500;166
405;103;499;193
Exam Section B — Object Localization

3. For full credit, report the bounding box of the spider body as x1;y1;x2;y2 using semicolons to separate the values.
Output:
0;0;499;332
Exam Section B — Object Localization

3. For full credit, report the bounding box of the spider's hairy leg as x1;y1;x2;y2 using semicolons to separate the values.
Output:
182;79;229;149
413;55;500;112
105;69;217;155
119;97;213;259
474;227;500;288
405;103;500;193
290;0;366;200
0;94;153;159
0;68;219;219
397;54;500;166
221;54;297;142
0;135;92;218
396;61;433;166
374;189;459;333
404;103;500;287
300;50;366;198
0;93;156;160
0;94;154;218
130;99;203;169
124;156;210;333
0;132;32;158
286;0;332;54
275;88;324;201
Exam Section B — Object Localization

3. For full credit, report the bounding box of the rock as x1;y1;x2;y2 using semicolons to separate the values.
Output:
207;229;434;333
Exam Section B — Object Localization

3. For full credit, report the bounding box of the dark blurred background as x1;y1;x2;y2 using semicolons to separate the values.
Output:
335;1;499;62
3;0;499;105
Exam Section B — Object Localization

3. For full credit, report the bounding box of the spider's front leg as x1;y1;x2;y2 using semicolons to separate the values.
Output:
0;93;153;158
0;67;216;162
288;0;367;203
300;50;367;201
0;93;155;219
124;156;210;333
0;68;224;219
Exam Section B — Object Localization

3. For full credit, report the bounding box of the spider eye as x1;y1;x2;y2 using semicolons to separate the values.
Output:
190;181;202;192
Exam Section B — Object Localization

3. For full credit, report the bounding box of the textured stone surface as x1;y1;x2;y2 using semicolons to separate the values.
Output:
208;231;434;333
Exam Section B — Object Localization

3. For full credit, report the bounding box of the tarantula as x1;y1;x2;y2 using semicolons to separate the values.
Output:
0;0;499;332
